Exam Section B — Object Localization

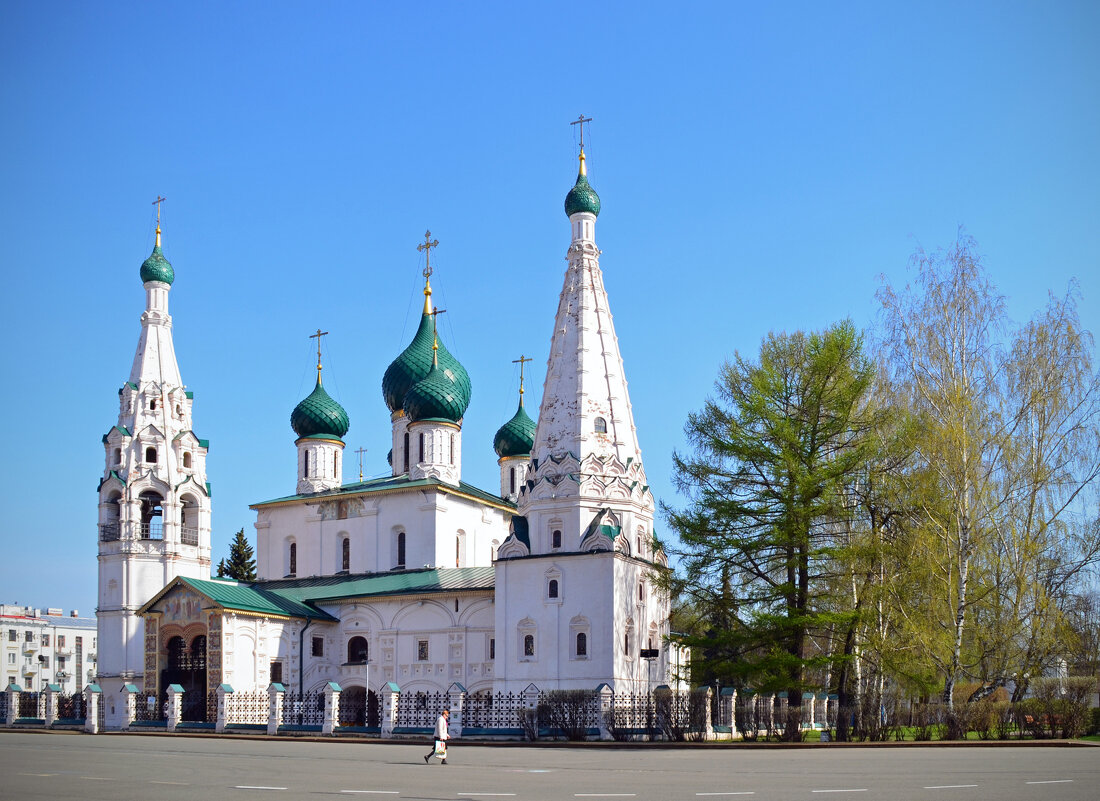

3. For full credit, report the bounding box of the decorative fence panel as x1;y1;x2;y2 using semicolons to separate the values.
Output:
337;687;380;729
18;691;44;720
463;691;526;730
606;691;658;739
56;692;86;722
395;690;447;728
280;691;325;728
0;692;8;722
134;693;167;723
180;690;216;723
225;691;269;726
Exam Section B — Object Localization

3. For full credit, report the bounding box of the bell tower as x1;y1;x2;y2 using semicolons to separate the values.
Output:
96;202;211;722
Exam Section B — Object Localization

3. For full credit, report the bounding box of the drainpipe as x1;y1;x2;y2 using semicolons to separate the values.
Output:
298;619;314;697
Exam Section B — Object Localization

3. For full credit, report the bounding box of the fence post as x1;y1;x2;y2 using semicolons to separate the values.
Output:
44;683;59;726
653;684;672;740
216;684;233;733
596;683;613;741
699;686;714;740
166;684;184;732
122;683;139;730
268;683;285;736
4;684;19;727
446;682;466;738
523;683;540;739
323;682;341;735
827;694;838;731
801;692;815;730
84;684;101;734
380;682;400;738
719;687;738;740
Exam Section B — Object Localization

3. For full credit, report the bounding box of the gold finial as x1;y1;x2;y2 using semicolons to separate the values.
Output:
309;328;329;384
354;446;367;482
570;114;593;174
418;230;440;313
152;195;167;246
512;354;533;406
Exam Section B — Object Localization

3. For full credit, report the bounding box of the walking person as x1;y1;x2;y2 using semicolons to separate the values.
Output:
424;708;450;765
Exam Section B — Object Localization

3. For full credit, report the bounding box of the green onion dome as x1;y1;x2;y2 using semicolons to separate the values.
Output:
140;243;175;285
564;151;600;218
382;307;471;414
291;378;350;440
493;401;536;458
403;357;470;424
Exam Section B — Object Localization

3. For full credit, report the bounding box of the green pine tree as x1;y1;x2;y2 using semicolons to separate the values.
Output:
216;558;227;578
221;529;257;581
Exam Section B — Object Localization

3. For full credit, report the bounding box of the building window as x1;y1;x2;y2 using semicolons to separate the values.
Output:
269;661;283;684
509;467;515;495
594;417;607;433
341;538;350;571
417;640;429;661
576;632;587;657
311;636;324;657
150;398;157;411
624;632;630;654
288;542;297;576
639;581;645;601
489;638;495;660
548;579;559;599
145;446;157;463
552;529;562;549
396;532;406;568
303;451;309;478
449;433;455;465
419;432;425;463
7;653;13;664
7;630;14;642
523;634;535;657
113;447;121;464
56;635;64;647
403;433;409;473
183;452;192;469
347;636;368;664
333;451;338;475
41;634;49;647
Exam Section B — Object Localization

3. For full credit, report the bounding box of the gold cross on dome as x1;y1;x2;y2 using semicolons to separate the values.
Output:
417;230;440;280
512;354;533;399
152;195;167;223
309;328;329;380
570;114;593;149
354;446;367;482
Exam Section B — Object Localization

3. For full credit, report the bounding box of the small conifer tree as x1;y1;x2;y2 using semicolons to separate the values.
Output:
221;528;257;581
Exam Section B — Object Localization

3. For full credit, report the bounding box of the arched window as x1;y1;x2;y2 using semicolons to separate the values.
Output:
138;490;164;539
403;433;410;472
449;433;455;465
456;535;461;568
333;451;338;475
288;542;297;576
418;432;425;463
624;632;630;654
576;632;587;657
145;446;157;463
594;417;607;433
341;538;350;572
639;581;645;601
509;467;516;495
347;636;368;664
523;634;535;657
180;495;199;545
396;532;406;568
303;451;310;478
113;447;121;465
552;529;562;549
183;452;192;469
150;398;157;411
548;579;559;599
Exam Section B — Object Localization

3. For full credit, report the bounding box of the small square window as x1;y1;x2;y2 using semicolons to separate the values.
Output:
7;630;15;642
417;640;429;661
311;636;324;657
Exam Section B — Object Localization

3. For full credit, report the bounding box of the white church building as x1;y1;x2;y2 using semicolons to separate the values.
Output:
95;145;674;728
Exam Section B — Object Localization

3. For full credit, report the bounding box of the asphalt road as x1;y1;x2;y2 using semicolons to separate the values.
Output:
0;731;1097;801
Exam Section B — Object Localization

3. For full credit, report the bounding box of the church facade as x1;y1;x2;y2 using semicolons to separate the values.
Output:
96;146;674;728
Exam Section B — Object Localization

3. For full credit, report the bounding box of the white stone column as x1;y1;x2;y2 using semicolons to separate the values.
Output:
323;682;341;735
380;682;400;738
216;684;232;733
268;683;285;736
700;687;714;741
596;683;613;741
166;684;184;732
4;685;18;727
122;683;139;729
84;684;102;734
448;682;467;738
44;684;59;727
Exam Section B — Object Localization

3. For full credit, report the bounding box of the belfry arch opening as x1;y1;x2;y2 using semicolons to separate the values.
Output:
139;490;164;540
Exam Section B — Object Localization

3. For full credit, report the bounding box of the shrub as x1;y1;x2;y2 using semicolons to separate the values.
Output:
537;690;597;741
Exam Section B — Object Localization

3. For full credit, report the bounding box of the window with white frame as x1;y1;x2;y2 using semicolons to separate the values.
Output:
518;619;536;661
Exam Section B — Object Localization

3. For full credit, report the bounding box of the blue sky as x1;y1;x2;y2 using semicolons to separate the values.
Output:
1;1;1097;614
